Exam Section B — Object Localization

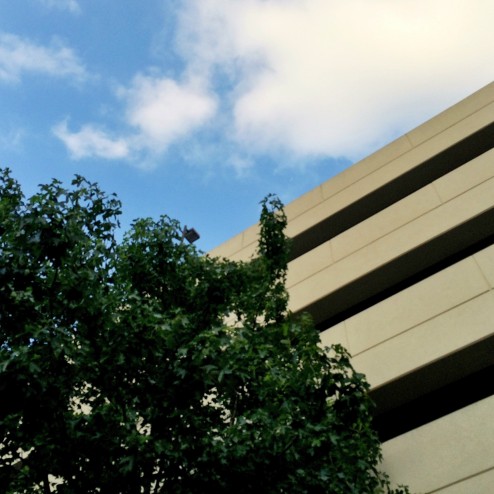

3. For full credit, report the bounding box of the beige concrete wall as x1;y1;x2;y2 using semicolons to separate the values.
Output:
319;244;494;388
288;151;494;313
210;82;494;494
431;468;494;494
381;395;494;494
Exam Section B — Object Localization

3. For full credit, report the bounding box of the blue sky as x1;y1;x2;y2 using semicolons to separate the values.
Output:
1;0;493;251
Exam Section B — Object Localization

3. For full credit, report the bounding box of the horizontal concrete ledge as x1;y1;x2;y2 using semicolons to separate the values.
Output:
299;206;494;330
288;149;494;291
289;120;494;260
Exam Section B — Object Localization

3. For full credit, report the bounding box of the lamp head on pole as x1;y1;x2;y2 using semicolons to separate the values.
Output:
182;226;200;244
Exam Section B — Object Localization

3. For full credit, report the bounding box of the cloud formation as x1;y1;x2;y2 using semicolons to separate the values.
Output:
123;75;217;153
55;75;217;165
36;0;81;14
53;121;129;160
55;0;494;167
177;0;494;160
0;33;87;83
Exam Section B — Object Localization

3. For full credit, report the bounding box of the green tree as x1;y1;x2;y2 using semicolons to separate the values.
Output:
0;169;408;493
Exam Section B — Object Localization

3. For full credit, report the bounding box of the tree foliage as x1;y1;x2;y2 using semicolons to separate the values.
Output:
0;169;408;493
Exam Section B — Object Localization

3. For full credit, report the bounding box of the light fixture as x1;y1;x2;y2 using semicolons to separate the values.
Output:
182;226;200;244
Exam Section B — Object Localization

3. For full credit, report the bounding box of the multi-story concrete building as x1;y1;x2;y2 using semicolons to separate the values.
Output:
210;82;494;493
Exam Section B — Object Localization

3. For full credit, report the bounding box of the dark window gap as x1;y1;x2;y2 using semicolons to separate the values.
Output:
370;335;494;442
373;364;494;442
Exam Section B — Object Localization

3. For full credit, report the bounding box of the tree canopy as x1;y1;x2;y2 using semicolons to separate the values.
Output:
0;169;408;493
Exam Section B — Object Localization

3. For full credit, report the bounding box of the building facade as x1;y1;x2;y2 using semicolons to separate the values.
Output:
210;82;494;493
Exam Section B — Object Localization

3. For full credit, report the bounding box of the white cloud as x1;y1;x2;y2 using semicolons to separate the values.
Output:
53;121;130;160
177;0;494;160
122;74;218;153
0;126;26;152
36;0;81;14
54;0;494;168
54;75;217;163
0;33;87;83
